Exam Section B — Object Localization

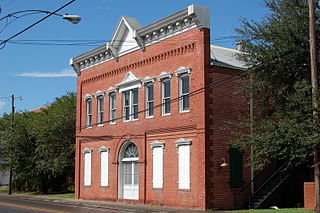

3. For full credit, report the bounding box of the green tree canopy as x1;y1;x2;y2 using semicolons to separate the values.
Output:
234;0;320;169
0;92;76;193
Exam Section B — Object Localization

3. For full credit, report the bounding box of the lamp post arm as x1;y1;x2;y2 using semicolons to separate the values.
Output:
0;0;77;48
0;9;64;22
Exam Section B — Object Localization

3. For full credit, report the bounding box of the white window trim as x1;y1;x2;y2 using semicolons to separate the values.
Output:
96;93;105;126
83;148;92;187
99;146;110;187
161;79;171;116
150;141;165;189
145;83;154;118
122;89;139;122
179;74;190;113
84;95;93;128
175;138;191;190
109;92;116;124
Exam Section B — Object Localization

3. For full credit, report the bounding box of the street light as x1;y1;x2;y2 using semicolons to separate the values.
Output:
0;10;81;24
0;0;80;49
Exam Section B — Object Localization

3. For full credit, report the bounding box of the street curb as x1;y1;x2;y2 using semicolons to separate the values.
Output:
0;193;215;213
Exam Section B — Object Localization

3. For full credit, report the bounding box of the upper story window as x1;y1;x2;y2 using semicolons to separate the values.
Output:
84;95;93;128
96;91;105;125
116;72;142;122
175;67;191;113
162;79;171;115
145;83;154;118
157;72;172;116
123;88;138;121
109;92;116;124
179;74;189;112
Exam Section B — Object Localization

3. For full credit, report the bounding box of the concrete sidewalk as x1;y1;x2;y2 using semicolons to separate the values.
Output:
0;193;225;212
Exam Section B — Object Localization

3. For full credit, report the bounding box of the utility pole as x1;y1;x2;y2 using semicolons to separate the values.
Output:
8;94;15;195
309;0;320;212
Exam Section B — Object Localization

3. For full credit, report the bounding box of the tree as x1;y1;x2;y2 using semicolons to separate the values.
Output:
234;0;320;210
0;92;76;193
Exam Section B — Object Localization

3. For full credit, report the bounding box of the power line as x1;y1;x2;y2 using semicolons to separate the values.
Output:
0;0;77;50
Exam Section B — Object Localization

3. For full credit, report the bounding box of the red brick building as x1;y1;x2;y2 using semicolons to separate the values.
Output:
70;5;249;210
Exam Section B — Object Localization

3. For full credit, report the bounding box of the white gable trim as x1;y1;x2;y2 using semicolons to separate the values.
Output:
116;72;142;93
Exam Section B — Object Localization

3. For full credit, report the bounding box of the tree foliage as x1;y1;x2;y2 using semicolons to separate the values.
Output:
0;92;76;193
234;0;320;169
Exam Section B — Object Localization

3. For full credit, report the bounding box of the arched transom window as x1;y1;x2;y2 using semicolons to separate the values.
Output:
123;143;139;159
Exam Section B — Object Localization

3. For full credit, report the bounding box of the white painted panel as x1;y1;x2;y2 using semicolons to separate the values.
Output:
100;151;108;186
152;147;163;188
178;145;190;189
84;152;91;186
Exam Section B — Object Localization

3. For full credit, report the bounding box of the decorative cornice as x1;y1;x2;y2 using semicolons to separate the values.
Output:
83;148;92;153
95;90;105;97
84;94;93;100
150;141;165;149
157;72;172;81
80;43;195;86
70;5;209;74
99;146;110;153
175;66;192;76
142;76;155;85
107;87;117;94
175;138;192;147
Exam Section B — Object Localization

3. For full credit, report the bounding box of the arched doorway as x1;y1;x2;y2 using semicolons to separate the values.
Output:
118;142;139;200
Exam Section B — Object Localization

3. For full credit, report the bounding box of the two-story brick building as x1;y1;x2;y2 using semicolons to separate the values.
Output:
70;5;249;210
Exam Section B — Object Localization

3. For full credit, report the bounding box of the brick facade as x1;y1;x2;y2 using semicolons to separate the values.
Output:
72;6;249;210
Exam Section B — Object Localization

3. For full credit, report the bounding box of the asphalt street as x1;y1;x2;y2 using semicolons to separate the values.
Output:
0;195;132;213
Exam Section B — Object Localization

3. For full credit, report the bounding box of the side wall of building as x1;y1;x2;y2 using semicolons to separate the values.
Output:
205;66;251;209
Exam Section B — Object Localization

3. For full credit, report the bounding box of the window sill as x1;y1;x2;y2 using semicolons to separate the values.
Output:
109;122;116;125
178;188;191;192
152;187;163;190
162;113;171;116
146;116;154;119
97;124;104;127
123;119;139;123
85;126;92;129
179;110;190;114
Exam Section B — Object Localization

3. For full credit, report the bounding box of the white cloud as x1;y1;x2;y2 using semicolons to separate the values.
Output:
0;101;5;110
16;68;77;78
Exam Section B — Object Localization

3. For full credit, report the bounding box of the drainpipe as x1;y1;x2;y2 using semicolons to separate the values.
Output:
144;131;147;203
249;73;254;195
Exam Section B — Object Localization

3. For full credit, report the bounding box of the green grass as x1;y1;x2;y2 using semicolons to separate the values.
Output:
226;208;314;213
47;193;74;199
0;187;8;193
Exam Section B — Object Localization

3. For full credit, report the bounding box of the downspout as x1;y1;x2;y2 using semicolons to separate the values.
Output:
144;131;147;203
249;73;254;195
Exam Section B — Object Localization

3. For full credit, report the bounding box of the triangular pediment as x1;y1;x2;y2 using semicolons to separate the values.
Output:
109;16;142;55
116;72;142;93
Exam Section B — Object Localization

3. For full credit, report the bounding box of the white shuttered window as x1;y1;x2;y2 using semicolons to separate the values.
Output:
100;151;109;186
152;146;164;189
84;151;92;186
178;144;190;190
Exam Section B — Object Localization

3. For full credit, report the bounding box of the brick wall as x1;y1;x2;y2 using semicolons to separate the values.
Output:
304;182;315;210
205;66;251;209
75;28;209;210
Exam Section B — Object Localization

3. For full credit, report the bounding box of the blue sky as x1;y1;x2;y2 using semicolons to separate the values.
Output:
0;0;268;115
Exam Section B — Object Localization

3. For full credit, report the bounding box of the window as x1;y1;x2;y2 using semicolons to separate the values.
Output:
175;138;191;190
146;84;154;118
179;74;189;112
97;95;104;125
109;93;116;124
86;99;93;128
123;89;138;121
151;141;164;189
99;147;109;187
84;149;92;186
229;148;243;188
162;80;170;115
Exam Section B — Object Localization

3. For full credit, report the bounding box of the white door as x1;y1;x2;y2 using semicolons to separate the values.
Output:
123;161;138;199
